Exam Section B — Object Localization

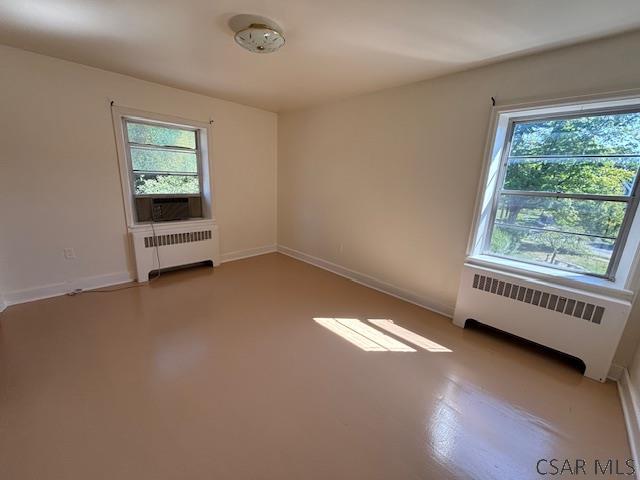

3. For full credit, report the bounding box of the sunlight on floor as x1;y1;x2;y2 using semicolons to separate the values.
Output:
334;318;416;352
368;319;452;352
314;318;388;351
314;318;452;353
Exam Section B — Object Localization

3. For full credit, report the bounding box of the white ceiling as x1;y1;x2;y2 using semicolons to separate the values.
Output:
2;0;640;112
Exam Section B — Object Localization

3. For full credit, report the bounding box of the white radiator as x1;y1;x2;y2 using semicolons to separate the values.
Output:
453;263;631;382
130;220;220;282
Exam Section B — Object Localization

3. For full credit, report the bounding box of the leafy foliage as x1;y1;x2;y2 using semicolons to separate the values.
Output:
510;112;640;156
504;158;637;195
490;227;525;255
134;174;199;195
127;122;196;149
131;148;197;173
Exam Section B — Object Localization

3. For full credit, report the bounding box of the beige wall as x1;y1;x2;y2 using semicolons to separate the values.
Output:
0;45;277;297
278;30;640;367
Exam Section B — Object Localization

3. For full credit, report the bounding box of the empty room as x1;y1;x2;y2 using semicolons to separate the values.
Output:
3;1;640;478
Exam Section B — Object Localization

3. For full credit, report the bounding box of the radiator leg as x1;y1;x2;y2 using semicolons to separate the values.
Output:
584;364;608;383
137;267;152;283
452;315;468;328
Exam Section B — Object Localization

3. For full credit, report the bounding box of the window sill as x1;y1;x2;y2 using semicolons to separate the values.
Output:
128;218;215;233
466;254;634;301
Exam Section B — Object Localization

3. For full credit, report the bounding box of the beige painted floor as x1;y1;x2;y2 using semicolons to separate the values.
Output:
0;253;631;479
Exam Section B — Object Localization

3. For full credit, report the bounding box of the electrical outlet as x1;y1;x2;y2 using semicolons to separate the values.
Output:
63;248;76;260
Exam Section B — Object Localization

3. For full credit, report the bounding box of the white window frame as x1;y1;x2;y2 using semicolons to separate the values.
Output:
466;93;640;299
112;106;215;228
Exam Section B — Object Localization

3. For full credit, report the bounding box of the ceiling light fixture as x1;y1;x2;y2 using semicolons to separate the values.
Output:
234;23;285;54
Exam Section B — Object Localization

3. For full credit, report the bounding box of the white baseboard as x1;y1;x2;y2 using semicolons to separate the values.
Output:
609;363;625;381
3;271;134;308
618;368;640;474
221;245;277;263
277;245;455;318
0;293;6;313
2;245;277;309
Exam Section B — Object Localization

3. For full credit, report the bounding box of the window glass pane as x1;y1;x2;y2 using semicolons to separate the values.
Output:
510;112;640;156
494;195;627;239
134;174;200;195
503;156;640;195
127;122;196;149
490;225;614;276
130;147;197;173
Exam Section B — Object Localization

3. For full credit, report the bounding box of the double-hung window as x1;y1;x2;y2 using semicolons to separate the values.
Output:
125;120;202;197
118;113;211;224
112;107;212;226
474;100;640;284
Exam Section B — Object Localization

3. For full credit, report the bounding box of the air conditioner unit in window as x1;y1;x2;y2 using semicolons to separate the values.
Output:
135;196;202;222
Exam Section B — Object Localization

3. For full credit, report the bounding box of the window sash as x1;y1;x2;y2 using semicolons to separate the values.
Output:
124;118;204;198
125;119;198;149
483;113;640;280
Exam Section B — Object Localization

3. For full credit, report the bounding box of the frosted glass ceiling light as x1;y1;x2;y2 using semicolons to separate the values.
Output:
234;23;285;54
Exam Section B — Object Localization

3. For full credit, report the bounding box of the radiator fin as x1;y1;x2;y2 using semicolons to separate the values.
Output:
144;230;212;248
472;274;604;325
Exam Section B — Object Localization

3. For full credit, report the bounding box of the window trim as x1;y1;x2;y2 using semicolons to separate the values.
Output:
111;106;215;228
466;91;640;296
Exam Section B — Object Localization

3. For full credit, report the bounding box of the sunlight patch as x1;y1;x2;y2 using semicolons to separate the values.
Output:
334;318;415;352
314;318;387;351
368;319;452;352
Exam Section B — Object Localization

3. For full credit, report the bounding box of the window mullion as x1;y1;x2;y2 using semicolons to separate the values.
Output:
128;143;198;154
500;190;630;203
133;170;199;176
494;222;618;241
508;153;640;159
